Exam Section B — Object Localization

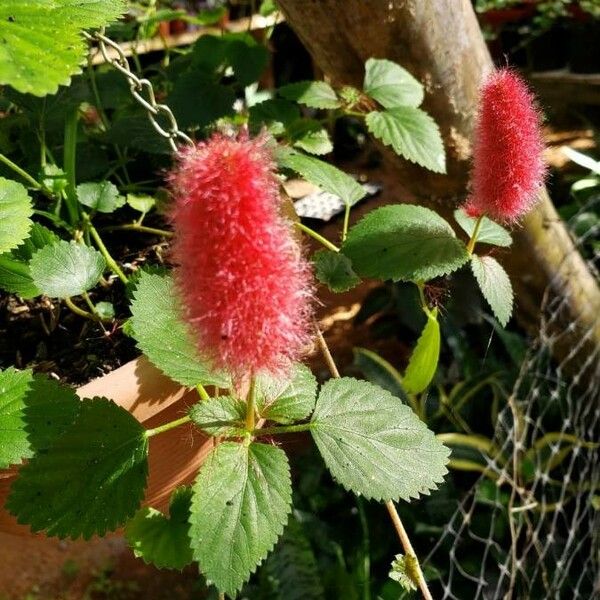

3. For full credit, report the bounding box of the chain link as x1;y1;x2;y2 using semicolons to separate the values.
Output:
83;29;194;153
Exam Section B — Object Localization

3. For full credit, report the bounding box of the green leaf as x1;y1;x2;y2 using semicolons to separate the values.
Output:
126;193;155;214
7;397;149;539
0;177;33;254
29;240;105;298
310;377;449;501
189;442;292;597
389;553;419;592
94;301;115;320
363;58;424;109
249;99;300;136
276;147;366;207
403;310;441;394
352;347;409;404
125;486;194;570
0;222;58;298
470;255;513;327
0;368;33;468
256;363;318;424
313;249;360;293
293;128;333;156
366;108;446;173
189;396;246;437
77;181;124;213
453;209;512;247
278;81;341;109
0;0;126;96
342;205;469;282
130;272;228;388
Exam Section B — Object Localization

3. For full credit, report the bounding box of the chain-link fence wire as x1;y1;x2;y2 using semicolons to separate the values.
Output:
84;29;194;153
425;196;600;599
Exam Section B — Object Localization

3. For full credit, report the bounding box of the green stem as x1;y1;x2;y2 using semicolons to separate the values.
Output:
82;291;101;319
33;209;73;232
85;216;129;284
466;215;484;255
64;297;100;322
246;377;257;432
295;222;340;253
146;415;192;438
103;223;173;237
63;108;80;225
342;202;351;242
0;152;42;190
196;384;211;401
254;423;313;436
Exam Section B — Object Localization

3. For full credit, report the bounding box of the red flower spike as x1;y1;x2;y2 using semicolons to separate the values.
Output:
170;134;314;378
464;69;546;222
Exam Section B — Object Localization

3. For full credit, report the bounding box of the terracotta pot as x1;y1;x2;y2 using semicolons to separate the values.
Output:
0;357;213;537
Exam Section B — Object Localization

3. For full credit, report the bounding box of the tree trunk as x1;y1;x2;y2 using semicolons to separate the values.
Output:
278;0;600;368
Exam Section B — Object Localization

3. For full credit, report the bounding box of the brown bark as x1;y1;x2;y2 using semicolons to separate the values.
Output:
278;0;600;367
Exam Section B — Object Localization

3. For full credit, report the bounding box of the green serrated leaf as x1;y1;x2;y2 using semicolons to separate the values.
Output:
256;363;318;424
471;255;513;327
278;81;340;109
310;377;449;501
403;310;441;394
29;240;105;298
0;222;58;298
189;441;292;597
94;301;114;320
313;249;360;293
453;209;512;247
189;396;246;437
130;272;228;388
0;177;33;254
77;181;124;213
276;147;366;207
342;205;469;282
126;193;156;214
363;58;424;109
366;108;446;173
8;397;149;539
0;0;126;96
125;486;194;570
352;347;409;404
293;128;333;156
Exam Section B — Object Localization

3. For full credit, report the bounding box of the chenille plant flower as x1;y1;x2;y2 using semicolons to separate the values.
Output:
169;133;314;379
464;68;546;222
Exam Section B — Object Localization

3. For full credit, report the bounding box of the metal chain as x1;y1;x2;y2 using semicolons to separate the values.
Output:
83;29;194;153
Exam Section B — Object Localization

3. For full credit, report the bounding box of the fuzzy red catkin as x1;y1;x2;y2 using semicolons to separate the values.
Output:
464;69;546;222
169;134;313;378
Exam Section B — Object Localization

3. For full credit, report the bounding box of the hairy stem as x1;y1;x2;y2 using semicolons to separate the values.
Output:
314;321;433;600
64;297;104;322
342;202;351;242
196;383;211;401
253;423;313;436
245;377;257;432
295;222;340;253
146;415;192;438
104;223;174;237
466;214;484;255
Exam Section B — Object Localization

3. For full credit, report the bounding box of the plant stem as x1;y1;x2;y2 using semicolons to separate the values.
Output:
63;108;81;225
85;216;129;284
314;320;433;600
385;501;433;600
245;377;257;432
146;415;192;438
254;423;313;436
0;152;42;190
64;297;100;322
342;202;351;242
104;223;174;237
466;214;484;255
82;291;100;318
196;383;211;401
295;222;340;253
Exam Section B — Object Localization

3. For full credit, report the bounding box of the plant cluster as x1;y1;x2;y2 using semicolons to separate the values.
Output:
0;2;548;598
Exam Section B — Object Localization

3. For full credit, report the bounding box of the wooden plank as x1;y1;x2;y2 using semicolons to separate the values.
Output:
89;13;284;65
530;69;600;105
